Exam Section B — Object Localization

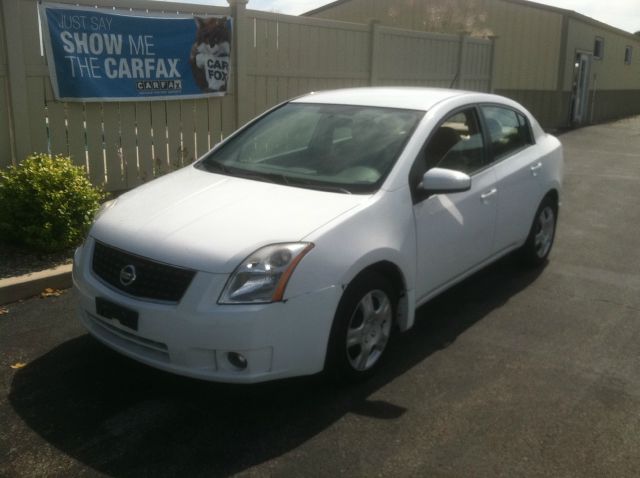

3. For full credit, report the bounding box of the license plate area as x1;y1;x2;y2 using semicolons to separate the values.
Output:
95;297;139;331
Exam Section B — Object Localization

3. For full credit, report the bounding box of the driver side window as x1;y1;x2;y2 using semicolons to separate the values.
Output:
409;107;486;202
425;108;485;175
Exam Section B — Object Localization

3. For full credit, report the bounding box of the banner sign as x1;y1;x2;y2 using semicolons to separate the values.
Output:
39;3;232;101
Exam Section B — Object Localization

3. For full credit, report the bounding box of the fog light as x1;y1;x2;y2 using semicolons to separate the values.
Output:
227;352;248;370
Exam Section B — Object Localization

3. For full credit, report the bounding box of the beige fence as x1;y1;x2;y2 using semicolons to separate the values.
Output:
0;0;494;192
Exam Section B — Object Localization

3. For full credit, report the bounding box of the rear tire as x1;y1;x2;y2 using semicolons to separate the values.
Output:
519;195;558;267
325;271;398;383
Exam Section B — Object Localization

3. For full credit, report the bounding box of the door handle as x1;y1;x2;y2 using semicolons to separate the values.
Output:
530;162;543;176
480;188;497;202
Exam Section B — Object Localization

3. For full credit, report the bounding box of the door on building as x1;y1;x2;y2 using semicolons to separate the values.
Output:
570;52;591;124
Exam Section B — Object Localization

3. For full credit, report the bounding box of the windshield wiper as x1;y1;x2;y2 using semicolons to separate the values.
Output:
200;160;284;185
200;158;230;174
201;161;351;193
288;179;352;194
234;171;281;184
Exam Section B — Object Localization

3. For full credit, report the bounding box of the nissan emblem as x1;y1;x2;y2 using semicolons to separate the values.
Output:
119;265;137;286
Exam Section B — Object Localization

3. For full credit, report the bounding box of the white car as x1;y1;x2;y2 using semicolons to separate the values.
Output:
73;87;563;383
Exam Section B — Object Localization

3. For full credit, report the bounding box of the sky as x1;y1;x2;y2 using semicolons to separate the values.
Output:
194;0;640;34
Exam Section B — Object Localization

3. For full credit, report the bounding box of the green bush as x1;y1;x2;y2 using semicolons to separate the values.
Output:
0;153;105;252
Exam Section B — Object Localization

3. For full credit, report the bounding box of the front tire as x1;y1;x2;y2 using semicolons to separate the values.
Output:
325;272;398;382
520;195;558;267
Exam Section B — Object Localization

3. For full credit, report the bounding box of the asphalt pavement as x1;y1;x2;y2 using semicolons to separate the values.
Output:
1;116;640;477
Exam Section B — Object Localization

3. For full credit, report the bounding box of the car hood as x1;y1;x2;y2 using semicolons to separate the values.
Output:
90;166;368;273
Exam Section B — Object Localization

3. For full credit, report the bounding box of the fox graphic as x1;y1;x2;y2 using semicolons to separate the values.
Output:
190;17;231;92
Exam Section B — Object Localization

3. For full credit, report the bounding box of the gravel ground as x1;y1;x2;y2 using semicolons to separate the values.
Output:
0;243;73;280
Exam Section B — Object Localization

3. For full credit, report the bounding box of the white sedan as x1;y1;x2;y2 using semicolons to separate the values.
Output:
73;87;563;383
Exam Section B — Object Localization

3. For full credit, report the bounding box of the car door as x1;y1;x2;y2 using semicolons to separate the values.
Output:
479;105;543;254
411;107;498;302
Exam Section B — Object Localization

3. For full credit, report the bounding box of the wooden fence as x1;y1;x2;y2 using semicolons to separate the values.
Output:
0;0;494;192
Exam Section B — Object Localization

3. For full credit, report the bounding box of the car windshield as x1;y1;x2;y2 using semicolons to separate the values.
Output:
197;103;424;194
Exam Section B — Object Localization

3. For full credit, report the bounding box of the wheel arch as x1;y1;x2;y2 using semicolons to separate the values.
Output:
342;259;414;333
544;187;560;206
528;187;560;231
324;259;414;379
519;187;560;266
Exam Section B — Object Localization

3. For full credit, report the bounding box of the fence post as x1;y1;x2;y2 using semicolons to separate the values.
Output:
488;35;497;93
2;0;32;162
455;32;468;89
369;20;381;86
228;0;249;128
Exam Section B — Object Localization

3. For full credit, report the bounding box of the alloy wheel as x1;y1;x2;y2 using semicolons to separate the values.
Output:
345;289;392;371
534;206;555;258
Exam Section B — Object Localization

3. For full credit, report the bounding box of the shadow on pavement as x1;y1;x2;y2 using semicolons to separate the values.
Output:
9;255;544;477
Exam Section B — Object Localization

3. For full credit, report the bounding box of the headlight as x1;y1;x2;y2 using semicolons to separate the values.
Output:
219;243;314;304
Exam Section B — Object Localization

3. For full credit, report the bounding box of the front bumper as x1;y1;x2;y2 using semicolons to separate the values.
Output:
73;239;340;383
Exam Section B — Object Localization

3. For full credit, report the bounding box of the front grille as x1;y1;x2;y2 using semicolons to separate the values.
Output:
92;241;196;302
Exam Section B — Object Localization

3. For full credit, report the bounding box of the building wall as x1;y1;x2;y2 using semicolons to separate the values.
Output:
564;18;640;91
308;0;563;91
467;0;563;91
308;0;640;129
563;18;640;124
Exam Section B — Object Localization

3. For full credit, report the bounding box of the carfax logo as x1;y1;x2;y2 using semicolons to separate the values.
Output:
136;79;183;92
190;17;231;92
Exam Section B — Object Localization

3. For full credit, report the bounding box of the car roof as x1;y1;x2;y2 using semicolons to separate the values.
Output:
291;87;473;111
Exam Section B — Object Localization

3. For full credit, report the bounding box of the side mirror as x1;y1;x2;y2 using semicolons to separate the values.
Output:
419;167;471;194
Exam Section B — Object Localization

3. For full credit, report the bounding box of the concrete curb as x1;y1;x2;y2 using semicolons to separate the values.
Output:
0;264;73;305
